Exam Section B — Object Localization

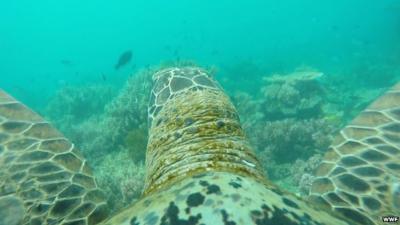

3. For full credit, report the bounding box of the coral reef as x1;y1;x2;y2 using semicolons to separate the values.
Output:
72;69;151;161
245;66;394;196
260;68;325;120
94;148;145;212
100;68;152;148
43;61;394;212
256;149;322;195
298;173;315;196
45;84;116;136
44;61;220;212
253;119;333;163
291;155;322;186
45;68;153;212
230;67;339;195
124;128;148;163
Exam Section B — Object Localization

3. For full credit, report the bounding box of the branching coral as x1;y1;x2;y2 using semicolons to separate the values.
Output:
251;66;390;195
253;118;333;163
289;154;322;196
102;68;152;144
298;173;315;196
94;148;145;212
45;84;115;134
45;68;153;212
291;155;322;185
124;128;148;163
240;67;339;194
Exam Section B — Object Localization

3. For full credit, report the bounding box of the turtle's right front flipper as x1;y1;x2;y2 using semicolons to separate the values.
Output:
0;90;109;225
309;83;400;225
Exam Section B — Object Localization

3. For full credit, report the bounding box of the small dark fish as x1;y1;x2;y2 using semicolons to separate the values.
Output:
115;50;132;70
60;59;73;66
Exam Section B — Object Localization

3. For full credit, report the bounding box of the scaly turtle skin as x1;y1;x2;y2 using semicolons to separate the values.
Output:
308;83;400;224
0;90;109;225
0;66;399;225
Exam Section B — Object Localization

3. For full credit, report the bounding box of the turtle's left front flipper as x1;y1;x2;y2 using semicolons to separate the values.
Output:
0;89;109;225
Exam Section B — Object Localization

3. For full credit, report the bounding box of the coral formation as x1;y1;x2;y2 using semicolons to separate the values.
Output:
124;128;148;163
45;68;153;211
231;67;339;195
81;68;152;210
43;62;392;211
93;149;145;211
45;84;116;135
298;173;315;196
45;61;221;211
291;154;322;187
254;119;333;163
260;68;325;120
246;66;395;196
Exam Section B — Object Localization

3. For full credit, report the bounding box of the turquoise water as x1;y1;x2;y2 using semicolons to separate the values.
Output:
1;0;400;215
1;0;399;108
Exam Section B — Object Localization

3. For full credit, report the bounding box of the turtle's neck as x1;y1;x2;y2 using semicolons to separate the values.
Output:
143;67;266;196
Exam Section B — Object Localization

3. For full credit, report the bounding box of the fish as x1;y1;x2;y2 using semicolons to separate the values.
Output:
115;50;133;70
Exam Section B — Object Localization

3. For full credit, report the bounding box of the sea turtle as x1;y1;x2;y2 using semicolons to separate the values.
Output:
0;66;399;225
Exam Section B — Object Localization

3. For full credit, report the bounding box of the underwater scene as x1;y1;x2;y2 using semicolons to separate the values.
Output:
1;0;400;224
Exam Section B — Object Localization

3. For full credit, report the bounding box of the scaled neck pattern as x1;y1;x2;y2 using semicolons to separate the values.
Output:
144;67;265;195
